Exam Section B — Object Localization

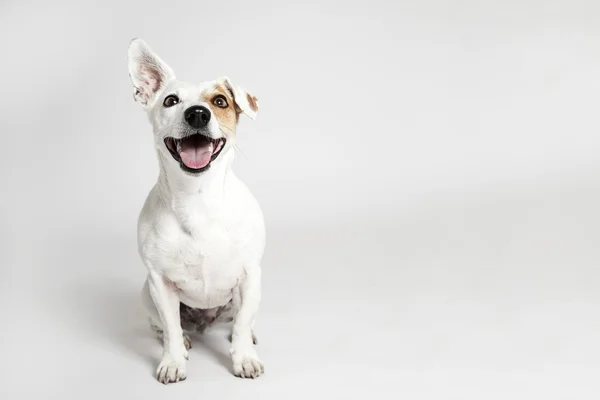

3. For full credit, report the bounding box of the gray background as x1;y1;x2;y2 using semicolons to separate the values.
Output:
1;0;600;398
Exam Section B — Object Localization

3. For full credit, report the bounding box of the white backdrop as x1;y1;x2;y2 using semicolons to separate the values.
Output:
1;0;600;398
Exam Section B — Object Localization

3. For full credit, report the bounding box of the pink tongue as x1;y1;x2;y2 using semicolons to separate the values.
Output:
180;141;214;169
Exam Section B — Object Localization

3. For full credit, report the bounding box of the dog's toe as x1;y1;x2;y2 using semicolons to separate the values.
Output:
156;356;187;384
232;351;264;379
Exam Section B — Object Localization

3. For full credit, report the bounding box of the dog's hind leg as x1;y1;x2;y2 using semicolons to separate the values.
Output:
227;331;258;345
151;324;192;351
141;278;192;350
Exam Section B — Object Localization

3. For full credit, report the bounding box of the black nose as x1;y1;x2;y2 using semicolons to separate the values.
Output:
184;105;211;128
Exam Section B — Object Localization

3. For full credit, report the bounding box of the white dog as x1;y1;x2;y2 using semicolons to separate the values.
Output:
128;38;265;384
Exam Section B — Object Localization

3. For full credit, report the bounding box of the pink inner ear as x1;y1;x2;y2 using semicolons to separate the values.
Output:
137;66;163;102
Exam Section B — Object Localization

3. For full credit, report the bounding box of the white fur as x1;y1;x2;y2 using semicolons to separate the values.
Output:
128;38;265;384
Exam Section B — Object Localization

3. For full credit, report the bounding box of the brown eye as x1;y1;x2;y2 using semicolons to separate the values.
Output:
163;95;179;107
213;95;228;108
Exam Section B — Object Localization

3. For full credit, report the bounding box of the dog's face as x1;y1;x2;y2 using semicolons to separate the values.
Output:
127;39;259;175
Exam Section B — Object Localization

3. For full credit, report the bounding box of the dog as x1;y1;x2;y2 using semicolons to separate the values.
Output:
127;38;265;384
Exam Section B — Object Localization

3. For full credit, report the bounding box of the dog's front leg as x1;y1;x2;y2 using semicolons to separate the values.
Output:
230;266;264;379
147;269;187;384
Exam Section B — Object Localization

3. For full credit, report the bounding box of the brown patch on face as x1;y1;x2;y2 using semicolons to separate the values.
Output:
203;84;239;136
246;93;258;113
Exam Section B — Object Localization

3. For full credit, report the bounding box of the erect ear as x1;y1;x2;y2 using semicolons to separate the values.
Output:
219;76;259;120
128;38;175;108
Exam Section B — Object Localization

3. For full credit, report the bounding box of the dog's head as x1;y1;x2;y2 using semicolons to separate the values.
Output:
127;38;258;175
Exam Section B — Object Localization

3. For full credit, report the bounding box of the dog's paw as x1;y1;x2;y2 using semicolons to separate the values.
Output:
156;355;187;384
231;349;264;379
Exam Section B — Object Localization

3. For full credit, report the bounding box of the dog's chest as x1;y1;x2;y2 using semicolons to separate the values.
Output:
149;201;245;308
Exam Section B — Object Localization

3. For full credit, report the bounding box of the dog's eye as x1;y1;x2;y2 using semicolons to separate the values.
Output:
163;95;180;108
213;95;228;108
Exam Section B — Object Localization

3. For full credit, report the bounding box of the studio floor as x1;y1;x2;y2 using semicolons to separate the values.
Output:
3;170;600;399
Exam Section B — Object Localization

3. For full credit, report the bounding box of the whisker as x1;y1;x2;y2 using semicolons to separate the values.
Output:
219;125;236;135
218;126;250;161
233;144;249;161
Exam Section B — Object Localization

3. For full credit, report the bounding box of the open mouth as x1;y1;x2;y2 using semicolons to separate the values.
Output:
164;133;226;173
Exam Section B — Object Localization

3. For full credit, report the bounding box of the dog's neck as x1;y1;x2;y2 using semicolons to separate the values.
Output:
156;146;234;204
